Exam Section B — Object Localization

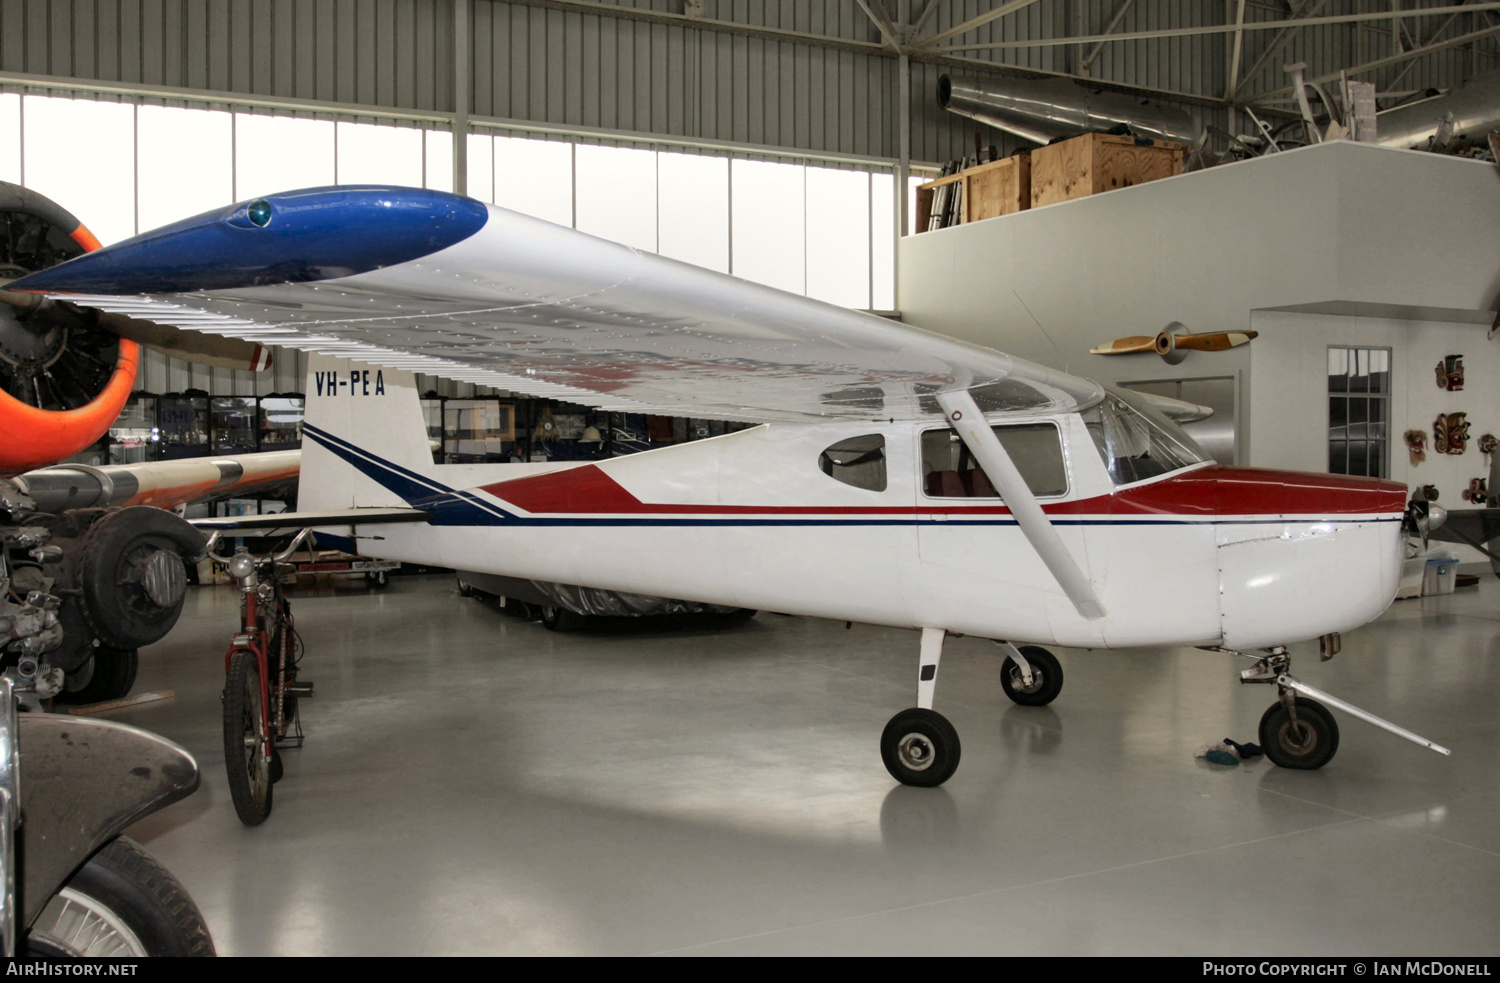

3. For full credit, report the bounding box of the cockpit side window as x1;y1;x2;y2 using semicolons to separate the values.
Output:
818;434;887;492
920;423;1067;498
1083;387;1210;485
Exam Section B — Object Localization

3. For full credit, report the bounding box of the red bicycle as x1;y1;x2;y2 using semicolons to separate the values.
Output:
205;529;314;826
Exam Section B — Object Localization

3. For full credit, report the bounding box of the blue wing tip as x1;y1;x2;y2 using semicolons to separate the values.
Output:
10;185;489;296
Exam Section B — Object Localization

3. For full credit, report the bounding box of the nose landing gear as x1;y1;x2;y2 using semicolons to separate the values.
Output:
1231;646;1450;768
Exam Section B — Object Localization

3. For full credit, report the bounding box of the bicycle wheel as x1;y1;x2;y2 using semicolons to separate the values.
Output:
223;650;272;826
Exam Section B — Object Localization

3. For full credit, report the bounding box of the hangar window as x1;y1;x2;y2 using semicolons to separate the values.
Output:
819;435;887;492
921;424;1066;498
1328;347;1390;478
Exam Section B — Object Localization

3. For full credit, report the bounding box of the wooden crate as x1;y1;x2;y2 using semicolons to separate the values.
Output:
915;154;1030;233
965;155;1031;223
1030;133;1185;208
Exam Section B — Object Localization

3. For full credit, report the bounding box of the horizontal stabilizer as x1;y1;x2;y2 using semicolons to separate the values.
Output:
1137;392;1215;424
192;507;430;531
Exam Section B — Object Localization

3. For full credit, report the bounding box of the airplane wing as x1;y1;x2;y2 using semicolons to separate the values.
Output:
9;186;1103;425
15;449;300;513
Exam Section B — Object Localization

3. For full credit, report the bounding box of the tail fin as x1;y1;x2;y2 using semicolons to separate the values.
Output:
298;355;437;511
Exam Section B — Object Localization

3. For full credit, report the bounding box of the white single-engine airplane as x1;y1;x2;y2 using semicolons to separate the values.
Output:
11;185;1450;786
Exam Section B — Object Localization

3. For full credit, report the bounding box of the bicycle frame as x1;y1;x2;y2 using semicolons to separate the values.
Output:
206;529;312;766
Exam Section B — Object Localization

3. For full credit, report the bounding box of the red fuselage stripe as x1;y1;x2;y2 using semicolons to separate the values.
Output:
478;464;1407;519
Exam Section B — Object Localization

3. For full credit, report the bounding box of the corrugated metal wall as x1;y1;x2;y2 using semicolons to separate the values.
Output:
6;1;1495;167
0;0;455;112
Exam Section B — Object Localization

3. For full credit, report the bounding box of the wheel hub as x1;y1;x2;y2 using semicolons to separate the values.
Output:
1008;665;1044;694
140;549;187;608
1279;720;1317;754
896;732;935;771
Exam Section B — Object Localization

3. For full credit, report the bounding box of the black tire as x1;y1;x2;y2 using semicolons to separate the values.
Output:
880;708;962;787
54;647;138;705
999;645;1064;706
1259;697;1340;770
24;836;215;957
79;507;203;650
541;605;586;632
223;651;273;825
270;747;284;784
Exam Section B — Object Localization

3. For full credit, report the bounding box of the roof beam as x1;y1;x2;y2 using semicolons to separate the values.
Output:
1227;0;1250;99
1233;0;1329;100
1082;0;1138;70
918;0;1048;50
854;0;902;51
491;0;889;56
1250;21;1500;100
911;0;946;41
930;3;1500;52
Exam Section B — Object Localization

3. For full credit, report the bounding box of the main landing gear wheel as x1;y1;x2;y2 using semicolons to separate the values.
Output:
540;605;586;632
881;708;961;787
999;645;1063;707
223;651;273;826
1259;697;1340;770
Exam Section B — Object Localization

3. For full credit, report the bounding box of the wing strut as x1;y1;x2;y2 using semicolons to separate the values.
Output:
935;389;1105;621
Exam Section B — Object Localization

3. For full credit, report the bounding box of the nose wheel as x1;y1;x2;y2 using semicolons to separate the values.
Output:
1259;696;1340;770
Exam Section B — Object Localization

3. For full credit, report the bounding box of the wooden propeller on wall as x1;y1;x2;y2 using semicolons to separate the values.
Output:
1090;322;1257;365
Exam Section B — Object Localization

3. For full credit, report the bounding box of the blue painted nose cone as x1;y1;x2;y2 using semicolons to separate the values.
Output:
9;185;489;296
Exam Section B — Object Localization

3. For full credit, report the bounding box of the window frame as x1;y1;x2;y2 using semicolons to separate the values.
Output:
918;420;1070;501
817;433;889;493
1327;346;1391;479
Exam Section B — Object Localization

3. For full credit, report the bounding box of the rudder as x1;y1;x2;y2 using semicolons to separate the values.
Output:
298;355;437;511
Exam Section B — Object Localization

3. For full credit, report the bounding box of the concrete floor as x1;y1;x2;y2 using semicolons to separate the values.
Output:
109;573;1500;956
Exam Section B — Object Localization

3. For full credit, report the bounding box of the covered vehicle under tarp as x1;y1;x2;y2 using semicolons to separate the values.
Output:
456;571;742;617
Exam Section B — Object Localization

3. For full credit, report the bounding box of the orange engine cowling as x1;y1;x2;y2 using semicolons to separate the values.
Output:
0;182;139;476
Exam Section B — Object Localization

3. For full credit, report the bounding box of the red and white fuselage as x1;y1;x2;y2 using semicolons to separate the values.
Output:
302;374;1406;652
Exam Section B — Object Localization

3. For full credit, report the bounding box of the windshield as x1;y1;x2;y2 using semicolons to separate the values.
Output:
1083;386;1211;485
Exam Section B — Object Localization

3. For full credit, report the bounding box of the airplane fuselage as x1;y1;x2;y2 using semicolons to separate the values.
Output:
305;417;1406;652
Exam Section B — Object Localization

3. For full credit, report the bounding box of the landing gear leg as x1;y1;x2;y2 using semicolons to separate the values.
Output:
881;627;961;788
1230;645;1450;769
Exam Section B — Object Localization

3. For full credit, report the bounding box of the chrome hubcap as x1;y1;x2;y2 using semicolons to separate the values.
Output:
897;732;936;771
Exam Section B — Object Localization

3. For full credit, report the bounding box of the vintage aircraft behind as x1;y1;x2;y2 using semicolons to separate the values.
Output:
10;185;1449;786
0;182;296;704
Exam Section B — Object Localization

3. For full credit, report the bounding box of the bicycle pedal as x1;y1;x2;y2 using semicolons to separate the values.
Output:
284;680;315;697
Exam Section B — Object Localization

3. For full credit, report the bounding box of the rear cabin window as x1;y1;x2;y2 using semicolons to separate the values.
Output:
921;424;1067;498
819;434;887;492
